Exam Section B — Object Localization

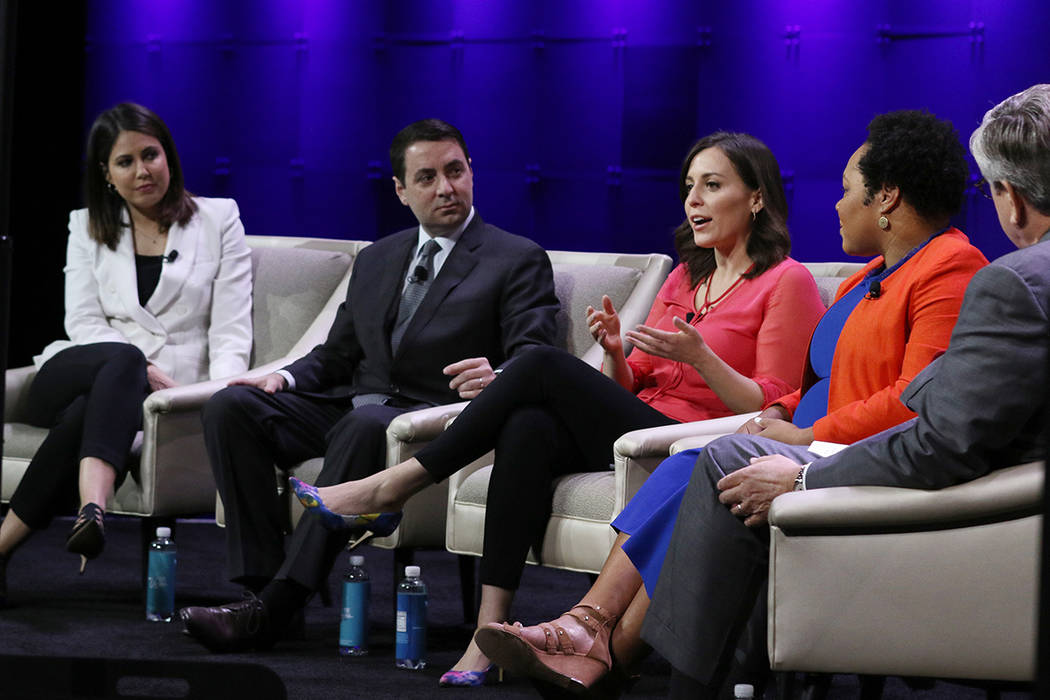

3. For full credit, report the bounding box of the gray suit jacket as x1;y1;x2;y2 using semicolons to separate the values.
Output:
807;232;1050;490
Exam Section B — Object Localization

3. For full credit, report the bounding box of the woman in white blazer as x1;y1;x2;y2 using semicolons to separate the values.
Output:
0;103;252;597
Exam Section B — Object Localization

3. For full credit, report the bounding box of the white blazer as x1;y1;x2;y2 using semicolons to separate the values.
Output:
34;197;253;386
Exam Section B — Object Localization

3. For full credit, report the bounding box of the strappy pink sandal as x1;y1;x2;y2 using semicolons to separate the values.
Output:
475;604;617;698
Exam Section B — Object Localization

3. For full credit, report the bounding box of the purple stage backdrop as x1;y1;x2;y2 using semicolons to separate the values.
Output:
78;0;1050;264
6;0;1050;367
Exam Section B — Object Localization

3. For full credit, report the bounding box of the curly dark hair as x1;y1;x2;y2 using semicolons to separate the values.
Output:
672;132;791;287
858;110;968;222
85;103;196;250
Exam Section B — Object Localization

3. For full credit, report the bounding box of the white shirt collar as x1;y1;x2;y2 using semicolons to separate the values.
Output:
415;206;474;256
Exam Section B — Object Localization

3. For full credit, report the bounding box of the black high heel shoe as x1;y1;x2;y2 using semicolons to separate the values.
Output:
66;503;105;574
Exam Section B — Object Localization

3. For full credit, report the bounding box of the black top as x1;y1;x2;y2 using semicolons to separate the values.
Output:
135;254;163;306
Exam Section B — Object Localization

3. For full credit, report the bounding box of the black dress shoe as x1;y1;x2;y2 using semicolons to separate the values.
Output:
180;595;272;653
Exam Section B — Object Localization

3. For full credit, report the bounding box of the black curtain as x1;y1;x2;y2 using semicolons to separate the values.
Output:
5;0;86;370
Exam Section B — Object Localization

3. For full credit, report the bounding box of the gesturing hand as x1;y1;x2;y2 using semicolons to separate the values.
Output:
624;316;708;367
228;372;287;394
586;295;623;354
445;357;497;399
717;454;801;527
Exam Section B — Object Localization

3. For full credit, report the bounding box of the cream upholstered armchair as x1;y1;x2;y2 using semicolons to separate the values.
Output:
444;261;865;577
767;460;1040;685
271;250;673;614
3;235;367;547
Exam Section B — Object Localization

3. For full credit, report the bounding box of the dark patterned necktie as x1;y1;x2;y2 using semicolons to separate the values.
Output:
390;239;441;353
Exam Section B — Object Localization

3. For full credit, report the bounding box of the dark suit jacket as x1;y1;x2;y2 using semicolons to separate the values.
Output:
282;213;559;406
807;232;1050;490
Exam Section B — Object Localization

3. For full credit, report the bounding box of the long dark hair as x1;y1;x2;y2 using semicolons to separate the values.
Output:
672;132;791;287
85;103;196;249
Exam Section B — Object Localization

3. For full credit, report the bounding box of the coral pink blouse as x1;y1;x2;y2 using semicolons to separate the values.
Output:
627;259;825;423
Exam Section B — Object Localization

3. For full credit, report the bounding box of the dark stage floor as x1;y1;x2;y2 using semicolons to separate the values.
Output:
0;516;1032;699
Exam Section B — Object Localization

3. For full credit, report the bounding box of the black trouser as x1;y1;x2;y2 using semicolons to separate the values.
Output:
201;386;422;589
10;343;148;529
415;346;676;589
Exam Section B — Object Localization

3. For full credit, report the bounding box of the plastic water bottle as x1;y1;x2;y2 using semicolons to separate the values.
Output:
146;526;177;622
395;565;427;669
339;554;370;656
734;684;755;699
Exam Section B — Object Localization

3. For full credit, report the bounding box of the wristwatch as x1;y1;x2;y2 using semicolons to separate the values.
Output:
793;465;808;491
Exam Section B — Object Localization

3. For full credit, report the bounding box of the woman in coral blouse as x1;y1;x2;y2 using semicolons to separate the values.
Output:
289;131;825;687
475;110;988;697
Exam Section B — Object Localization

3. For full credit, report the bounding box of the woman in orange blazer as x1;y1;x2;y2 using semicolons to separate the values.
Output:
749;226;987;445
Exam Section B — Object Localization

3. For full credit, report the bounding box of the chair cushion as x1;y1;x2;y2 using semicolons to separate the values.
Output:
2;423;47;459
457;465;616;522
812;275;842;308
4;424;144;504
551;264;641;357
249;247;352;366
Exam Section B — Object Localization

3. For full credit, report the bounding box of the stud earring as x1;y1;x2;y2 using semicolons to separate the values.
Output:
877;215;889;230
107;183;117;194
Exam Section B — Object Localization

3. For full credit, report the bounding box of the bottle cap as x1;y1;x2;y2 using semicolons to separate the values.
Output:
156;526;172;538
405;565;421;578
350;555;365;566
733;684;755;699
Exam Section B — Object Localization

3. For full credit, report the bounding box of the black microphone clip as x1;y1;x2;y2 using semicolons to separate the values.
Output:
866;279;882;299
408;265;429;284
162;250;179;263
685;312;695;324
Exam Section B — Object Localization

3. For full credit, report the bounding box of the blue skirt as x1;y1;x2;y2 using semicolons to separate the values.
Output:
612;447;703;597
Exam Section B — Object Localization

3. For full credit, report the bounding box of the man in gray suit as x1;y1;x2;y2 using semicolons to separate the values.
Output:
643;84;1050;697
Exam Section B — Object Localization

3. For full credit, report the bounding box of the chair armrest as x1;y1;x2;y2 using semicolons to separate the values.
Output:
387;401;470;444
4;366;36;422
132;358;298;517
375;401;473;550
769;460;1043;533
614;412;758;461
142;359;291;414
610;412;758;515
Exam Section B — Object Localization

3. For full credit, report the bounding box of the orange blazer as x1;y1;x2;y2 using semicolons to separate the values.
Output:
773;228;988;443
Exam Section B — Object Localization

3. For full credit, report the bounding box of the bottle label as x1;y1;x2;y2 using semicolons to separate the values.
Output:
395;591;427;660
339;580;370;649
146;550;176;617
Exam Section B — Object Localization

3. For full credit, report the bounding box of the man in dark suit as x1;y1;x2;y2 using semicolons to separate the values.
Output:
642;85;1050;697
182;119;559;652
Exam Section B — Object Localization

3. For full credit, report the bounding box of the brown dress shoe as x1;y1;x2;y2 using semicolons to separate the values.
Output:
179;595;270;653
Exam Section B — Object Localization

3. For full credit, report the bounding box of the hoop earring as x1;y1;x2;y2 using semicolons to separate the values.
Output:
877;215;889;230
752;210;758;222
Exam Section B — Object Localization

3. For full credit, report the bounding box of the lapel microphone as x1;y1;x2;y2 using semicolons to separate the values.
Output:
161;250;179;263
685;312;695;323
866;279;882;299
407;265;429;284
